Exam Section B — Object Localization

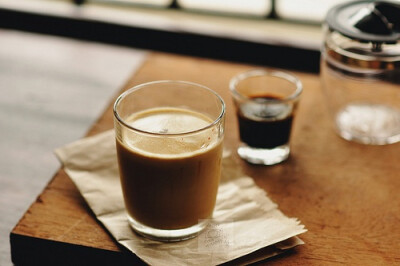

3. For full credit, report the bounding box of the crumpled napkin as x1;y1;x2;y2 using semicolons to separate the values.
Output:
55;130;306;265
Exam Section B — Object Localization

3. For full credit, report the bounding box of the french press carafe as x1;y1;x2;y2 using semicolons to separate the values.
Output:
321;1;400;145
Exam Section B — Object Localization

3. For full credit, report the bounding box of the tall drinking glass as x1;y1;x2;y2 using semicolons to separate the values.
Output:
113;81;225;242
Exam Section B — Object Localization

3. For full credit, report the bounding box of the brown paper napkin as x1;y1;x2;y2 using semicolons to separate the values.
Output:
55;130;306;265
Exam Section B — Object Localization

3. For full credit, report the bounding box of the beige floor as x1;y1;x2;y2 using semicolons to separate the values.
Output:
0;29;146;265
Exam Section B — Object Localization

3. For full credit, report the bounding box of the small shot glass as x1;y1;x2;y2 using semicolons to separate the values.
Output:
230;69;302;165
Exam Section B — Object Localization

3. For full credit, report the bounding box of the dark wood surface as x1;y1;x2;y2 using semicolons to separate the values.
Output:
11;52;400;265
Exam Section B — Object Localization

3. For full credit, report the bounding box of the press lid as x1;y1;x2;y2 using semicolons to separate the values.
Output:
326;1;400;44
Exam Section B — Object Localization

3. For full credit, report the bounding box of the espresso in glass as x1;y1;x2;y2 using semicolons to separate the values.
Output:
237;95;294;149
230;70;302;165
114;81;225;241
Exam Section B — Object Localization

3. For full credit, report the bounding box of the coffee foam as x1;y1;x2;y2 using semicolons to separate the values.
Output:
122;107;221;158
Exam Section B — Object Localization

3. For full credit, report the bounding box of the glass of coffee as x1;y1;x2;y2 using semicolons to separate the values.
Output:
230;69;302;165
113;80;225;242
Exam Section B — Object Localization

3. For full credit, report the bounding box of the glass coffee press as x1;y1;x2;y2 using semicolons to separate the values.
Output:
321;1;400;145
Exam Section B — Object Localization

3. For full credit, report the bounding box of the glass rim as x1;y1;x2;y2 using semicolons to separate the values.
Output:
113;80;225;136
229;69;303;103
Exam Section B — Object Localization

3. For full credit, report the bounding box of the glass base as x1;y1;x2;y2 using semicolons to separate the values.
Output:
237;143;290;165
336;103;400;145
127;215;209;242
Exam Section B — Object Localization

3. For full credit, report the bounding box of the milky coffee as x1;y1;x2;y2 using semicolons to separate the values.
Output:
116;107;223;230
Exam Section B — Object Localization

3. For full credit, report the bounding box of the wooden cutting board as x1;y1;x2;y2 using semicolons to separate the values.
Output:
11;52;400;265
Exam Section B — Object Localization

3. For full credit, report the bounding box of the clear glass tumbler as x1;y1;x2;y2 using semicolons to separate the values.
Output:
230;70;302;165
113;80;225;241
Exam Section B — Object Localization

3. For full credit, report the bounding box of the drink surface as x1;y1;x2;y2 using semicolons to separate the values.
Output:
122;107;220;156
129;107;211;134
116;107;223;230
237;95;293;148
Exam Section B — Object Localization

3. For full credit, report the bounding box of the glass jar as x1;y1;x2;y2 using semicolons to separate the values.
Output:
321;1;400;145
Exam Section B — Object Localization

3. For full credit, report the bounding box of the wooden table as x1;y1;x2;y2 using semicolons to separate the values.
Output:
10;53;400;265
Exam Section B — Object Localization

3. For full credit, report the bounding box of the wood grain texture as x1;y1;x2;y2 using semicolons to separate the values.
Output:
11;52;400;265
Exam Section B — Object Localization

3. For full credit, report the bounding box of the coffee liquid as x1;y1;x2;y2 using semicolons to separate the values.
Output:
116;107;223;230
237;95;293;148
